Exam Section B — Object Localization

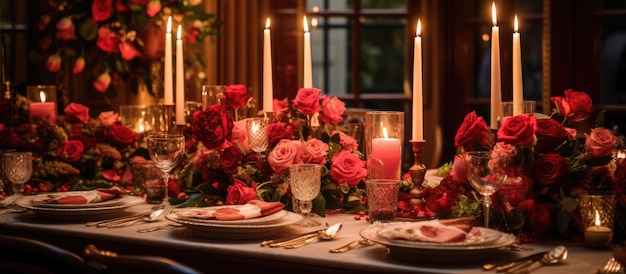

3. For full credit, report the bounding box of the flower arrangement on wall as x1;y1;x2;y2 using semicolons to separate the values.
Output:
36;0;220;97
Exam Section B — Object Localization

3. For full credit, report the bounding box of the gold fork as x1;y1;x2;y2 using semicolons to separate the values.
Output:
598;257;623;274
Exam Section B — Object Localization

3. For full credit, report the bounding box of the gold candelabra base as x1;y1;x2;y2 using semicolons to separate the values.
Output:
408;140;427;206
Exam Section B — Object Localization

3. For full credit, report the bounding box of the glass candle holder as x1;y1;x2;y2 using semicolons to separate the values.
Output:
580;192;616;248
365;111;404;180
201;85;226;109
502;100;536;117
119;105;157;133
27;85;57;124
247;118;269;153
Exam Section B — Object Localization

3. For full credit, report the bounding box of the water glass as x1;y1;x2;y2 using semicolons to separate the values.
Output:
365;179;400;223
133;161;165;204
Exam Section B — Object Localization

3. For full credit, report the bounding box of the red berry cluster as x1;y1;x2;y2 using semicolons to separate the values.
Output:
353;211;370;222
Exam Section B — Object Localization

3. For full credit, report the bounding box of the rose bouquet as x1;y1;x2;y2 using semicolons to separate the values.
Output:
0;95;143;196
36;0;220;96
405;88;622;240
174;87;368;216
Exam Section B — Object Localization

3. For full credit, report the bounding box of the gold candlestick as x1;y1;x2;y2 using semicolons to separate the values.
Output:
3;81;10;99
163;104;174;133
409;140;427;206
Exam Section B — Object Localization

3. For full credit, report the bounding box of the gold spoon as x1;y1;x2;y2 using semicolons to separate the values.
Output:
281;223;343;249
505;245;568;274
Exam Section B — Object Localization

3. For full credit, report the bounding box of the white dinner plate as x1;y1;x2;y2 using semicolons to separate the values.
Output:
16;195;144;222
166;211;302;240
375;221;503;247
424;169;444;187
27;192;133;209
360;222;517;263
173;207;289;225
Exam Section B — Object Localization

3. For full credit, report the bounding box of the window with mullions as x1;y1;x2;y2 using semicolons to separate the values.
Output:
306;0;409;111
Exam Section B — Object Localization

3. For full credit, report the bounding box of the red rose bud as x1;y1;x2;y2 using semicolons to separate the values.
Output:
147;0;162;17
96;26;120;53
38;15;50;30
45;53;62;72
118;42;141;60
72;57;86;74
55;17;76;41
93;71;112;92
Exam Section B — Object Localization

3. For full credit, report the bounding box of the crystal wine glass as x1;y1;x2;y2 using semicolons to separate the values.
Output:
288;164;323;227
2;152;33;205
494;177;530;235
465;151;508;228
147;133;185;207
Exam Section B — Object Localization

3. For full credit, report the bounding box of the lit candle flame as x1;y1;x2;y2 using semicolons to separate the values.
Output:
514;15;519;33
167;16;172;33
303;16;309;33
595;210;601;227
177;24;182;40
138;124;145;133
491;2;497;26
265;18;270;29
383;127;388;138
416;19;421;37
251;122;260;133
39;91;46;102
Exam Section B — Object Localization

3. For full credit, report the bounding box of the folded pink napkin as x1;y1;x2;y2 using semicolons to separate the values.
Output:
382;217;482;243
41;187;128;204
177;200;285;221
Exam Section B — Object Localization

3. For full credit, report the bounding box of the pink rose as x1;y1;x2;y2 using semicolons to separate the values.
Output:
98;111;119;127
330;150;367;186
146;0;162;17
332;130;359;151
225;179;257;205
565;127;577;141
491;141;516;163
56;140;84;163
93;72;112;93
72;57;85;74
224;84;251;109
267;139;304;174
45;53;61;72
450;154;468;182
319;96;345;124
293;88;321;115
550;89;593;122
55;17;76;41
585;128;617;157
64;103;90;124
96;26;120;53
301;138;328;165
118;42;141;60
496;113;537;147
231;119;249;151
92;0;114;22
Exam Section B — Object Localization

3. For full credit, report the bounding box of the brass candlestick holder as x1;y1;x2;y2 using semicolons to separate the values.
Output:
409;140;427;206
163;104;174;133
3;81;10;99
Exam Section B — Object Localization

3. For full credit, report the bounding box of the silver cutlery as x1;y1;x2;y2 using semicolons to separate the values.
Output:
597;257;623;274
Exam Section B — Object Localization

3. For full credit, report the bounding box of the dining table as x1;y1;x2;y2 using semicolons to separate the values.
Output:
0;201;616;274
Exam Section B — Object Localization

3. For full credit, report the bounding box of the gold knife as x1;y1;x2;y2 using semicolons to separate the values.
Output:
492;252;547;272
261;229;324;247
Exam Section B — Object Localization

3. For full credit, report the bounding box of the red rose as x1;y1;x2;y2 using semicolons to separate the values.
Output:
534;153;569;186
0;127;21;149
529;203;551;234
535;118;569;153
223;84;251;109
72;57;85;74
56;140;84;163
192;104;234;150
293;88;321;115
55;17;75;41
496;113;537;147
92;0;114;22
330;150;367;186
332;130;358;151
267;122;291;148
319;96;345;124
64;103;90;124
550;89;592;122
96;26;120;53
612;160;626;203
109;124;137;149
454;111;489;152
118;42;141;60
146;0;162;17
584;128;617;157
225;179;257;205
220;146;244;175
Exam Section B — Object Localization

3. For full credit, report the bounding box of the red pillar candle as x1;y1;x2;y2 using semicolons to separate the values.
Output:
29;91;57;124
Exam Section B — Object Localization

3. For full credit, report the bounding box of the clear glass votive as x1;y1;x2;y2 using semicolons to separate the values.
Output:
365;111;404;180
247;118;269;153
27;85;58;124
119;105;158;134
580;192;616;248
201;85;226;109
502;100;536;117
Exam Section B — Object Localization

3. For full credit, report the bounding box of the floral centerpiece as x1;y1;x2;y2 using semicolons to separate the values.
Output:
36;0;220;96
403;89;624;241
173;86;368;216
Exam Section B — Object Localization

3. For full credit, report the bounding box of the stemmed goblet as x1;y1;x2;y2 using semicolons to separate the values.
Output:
288;164;323;227
465;151;508;228
147;133;185;207
2;152;33;206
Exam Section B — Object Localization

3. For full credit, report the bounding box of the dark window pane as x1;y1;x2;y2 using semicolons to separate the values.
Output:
474;25;492;99
521;22;543;103
599;21;626;103
360;17;405;93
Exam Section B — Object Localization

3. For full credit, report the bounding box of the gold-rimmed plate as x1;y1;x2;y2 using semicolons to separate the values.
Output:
16;195;144;222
